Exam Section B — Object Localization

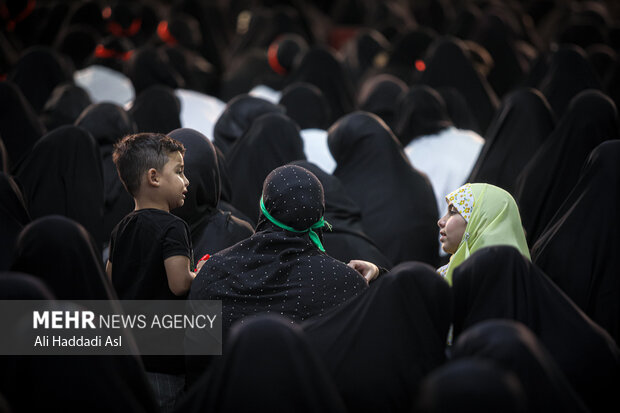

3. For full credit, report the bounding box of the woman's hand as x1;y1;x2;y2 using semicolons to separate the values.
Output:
347;259;380;283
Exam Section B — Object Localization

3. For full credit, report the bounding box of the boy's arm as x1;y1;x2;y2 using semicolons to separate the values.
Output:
164;255;197;296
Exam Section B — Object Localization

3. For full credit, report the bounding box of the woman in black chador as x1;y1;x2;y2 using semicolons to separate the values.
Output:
328;111;438;266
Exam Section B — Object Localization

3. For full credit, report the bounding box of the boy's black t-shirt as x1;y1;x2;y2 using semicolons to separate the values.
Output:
109;209;193;374
109;208;193;300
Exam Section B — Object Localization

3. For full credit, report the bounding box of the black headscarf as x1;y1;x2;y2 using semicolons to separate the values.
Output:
288;46;356;125
0;271;55;300
189;165;367;337
514;89;618;246
452;246;620;413
125;45;182;95
0;271;159;413
129;84;181;134
177;314;347;413
169;127;254;258
537;44;602;119
340;28;390;86
328;111;439;266
416;358;527;413
395;85;453;146
356;73;408;134
212;94;284;156
435;86;480;132
290;160;392;269
470;10;529;98
468;87;555;195
531;140;620;343
8;46;71;114
41;82;92;131
385;28;436;84
451;320;590;413
218;48;282;103
0;80;46;171
279;82;330;130
14;125;105;248
213;144;253;225
226;112;306;223
10;215;113;301
303;262;452;413
74;102;136;241
0;173;30;271
419;36;499;135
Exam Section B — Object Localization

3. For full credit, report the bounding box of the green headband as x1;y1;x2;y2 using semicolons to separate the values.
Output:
259;196;331;252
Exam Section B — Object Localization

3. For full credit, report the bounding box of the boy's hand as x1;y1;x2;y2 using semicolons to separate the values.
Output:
194;254;210;273
195;258;207;272
347;259;380;283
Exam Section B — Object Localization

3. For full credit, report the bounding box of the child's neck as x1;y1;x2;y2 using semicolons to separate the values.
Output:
134;197;170;212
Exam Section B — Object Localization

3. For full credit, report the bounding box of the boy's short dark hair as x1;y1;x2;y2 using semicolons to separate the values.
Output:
113;133;185;197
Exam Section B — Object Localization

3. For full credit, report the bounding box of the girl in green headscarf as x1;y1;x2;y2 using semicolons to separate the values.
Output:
437;183;530;284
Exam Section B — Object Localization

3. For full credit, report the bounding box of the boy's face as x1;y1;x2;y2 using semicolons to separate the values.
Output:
160;151;189;211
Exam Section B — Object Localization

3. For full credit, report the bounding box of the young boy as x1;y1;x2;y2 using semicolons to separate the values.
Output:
106;133;205;411
106;132;203;299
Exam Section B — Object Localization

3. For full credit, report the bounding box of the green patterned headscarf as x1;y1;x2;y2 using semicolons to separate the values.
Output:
439;183;530;284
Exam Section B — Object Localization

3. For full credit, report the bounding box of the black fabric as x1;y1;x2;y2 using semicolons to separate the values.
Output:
0;271;55;300
212;94;284;156
129;84;182;134
435;86;480;133
537;45;602;119
514;89;619;246
41;82;91;131
288;46;356;125
0;269;159;413
416;358;527;413
468;87;555;196
395;85;452;146
189;164;367;339
279;82;330;130
213;144;254;225
419;36;499;135
290;160;392;269
168;128;254;259
0;80;46;171
10;215;114;301
109;209;192;301
126;45;182;95
357;73;408;134
177;315;347;413
218;48;282;103
74;102;136;243
470;11;528;98
451;246;620;413
531;140;620;343
328;111;439;266
451;320;589;413
8;46;71;114
340;28;390;86
14;125;105;248
226;112;306;223
385;28;436;84
0;173;30;271
302;262;452;413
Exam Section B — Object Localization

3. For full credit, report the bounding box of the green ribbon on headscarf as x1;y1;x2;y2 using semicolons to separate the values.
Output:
260;196;331;252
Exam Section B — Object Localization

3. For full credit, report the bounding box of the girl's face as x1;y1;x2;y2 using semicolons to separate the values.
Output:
437;203;467;254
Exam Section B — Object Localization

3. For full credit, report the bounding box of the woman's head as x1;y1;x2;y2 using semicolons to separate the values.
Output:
439;183;530;283
260;164;325;232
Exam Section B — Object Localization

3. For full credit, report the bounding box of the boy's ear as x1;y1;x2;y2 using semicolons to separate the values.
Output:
146;168;160;187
